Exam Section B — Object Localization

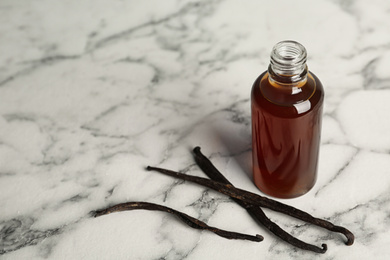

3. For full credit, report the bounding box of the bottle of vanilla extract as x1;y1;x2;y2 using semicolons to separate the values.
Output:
251;40;324;198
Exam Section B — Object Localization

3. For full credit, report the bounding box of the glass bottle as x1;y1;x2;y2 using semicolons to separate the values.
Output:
251;40;324;199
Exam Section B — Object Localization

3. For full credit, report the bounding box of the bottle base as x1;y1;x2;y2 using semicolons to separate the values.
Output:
254;181;315;199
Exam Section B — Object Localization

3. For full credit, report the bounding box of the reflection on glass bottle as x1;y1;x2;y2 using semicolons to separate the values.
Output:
251;41;324;199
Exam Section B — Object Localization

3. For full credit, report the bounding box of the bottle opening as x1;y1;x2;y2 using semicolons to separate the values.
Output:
272;41;306;62
269;40;308;83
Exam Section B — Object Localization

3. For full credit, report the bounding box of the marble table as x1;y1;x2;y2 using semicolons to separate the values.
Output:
1;0;390;259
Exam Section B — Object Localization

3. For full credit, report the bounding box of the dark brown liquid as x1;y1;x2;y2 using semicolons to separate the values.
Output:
251;71;324;198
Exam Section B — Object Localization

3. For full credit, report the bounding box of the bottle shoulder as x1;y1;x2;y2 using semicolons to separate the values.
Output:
251;71;324;117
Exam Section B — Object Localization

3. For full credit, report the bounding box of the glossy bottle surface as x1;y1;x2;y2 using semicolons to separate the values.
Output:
251;71;324;198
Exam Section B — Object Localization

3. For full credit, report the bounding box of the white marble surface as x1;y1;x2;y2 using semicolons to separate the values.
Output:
1;0;390;259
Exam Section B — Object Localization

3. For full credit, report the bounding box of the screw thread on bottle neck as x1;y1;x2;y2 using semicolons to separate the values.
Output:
268;40;308;84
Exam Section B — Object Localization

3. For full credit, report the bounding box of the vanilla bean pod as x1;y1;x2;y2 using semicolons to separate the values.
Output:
146;166;354;247
192;146;327;253
94;201;263;242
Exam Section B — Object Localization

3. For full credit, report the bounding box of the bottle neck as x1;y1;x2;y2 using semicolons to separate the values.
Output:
268;41;308;85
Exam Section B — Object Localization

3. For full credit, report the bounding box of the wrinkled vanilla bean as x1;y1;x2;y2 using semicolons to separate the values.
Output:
94;201;263;242
192;146;327;253
146;165;354;248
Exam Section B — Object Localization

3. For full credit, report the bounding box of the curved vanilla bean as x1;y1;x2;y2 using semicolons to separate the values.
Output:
192;146;327;253
146;165;354;246
94;201;263;242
